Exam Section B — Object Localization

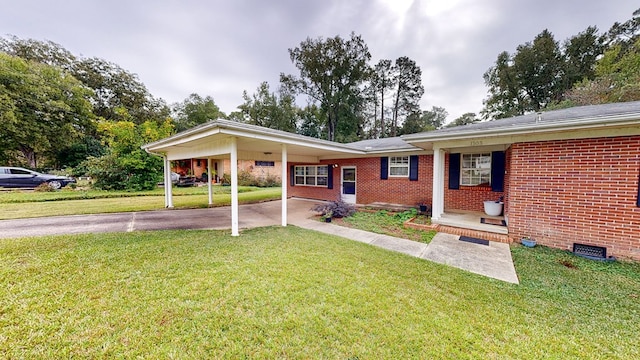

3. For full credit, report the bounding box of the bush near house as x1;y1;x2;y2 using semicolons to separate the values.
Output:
221;170;281;187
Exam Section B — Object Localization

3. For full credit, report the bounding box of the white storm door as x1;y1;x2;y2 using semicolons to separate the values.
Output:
341;166;356;204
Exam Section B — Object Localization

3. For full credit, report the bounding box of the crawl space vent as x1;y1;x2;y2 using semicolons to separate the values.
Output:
573;243;615;261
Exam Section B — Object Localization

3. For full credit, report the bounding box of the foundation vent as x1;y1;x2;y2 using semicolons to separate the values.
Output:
573;243;615;261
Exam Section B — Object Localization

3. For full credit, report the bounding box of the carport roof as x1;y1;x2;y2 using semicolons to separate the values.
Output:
142;119;424;159
143;119;365;159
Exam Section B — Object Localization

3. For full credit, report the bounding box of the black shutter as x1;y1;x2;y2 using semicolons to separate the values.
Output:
491;151;506;192
327;165;333;189
380;157;388;180
409;155;419;181
637;172;640;207
449;153;460;189
290;165;295;186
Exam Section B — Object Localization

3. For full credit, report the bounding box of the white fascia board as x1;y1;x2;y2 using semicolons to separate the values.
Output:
144;128;222;152
219;128;364;154
403;113;640;143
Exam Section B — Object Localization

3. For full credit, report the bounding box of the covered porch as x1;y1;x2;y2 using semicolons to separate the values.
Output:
404;136;512;241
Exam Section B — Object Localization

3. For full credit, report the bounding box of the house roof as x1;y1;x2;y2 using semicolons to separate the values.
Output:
402;101;640;143
143;101;640;161
347;136;421;152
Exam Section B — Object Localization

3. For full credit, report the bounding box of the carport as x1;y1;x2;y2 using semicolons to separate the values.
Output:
142;120;364;236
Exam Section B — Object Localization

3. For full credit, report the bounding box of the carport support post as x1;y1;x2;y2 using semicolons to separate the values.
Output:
432;146;444;220
281;144;287;226
207;158;213;206
164;156;174;208
230;137;239;236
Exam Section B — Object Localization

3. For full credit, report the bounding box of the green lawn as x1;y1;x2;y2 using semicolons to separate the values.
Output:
0;186;281;220
1;227;638;358
339;209;436;243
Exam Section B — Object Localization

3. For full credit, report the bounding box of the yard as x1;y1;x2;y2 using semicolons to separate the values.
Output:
1;227;638;358
0;186;282;220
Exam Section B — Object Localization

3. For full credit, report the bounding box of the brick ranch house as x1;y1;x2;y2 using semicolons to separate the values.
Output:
143;101;640;260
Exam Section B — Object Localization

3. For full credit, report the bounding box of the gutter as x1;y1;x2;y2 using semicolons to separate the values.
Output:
402;112;640;143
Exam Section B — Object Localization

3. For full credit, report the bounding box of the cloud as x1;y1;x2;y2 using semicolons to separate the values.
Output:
1;0;637;123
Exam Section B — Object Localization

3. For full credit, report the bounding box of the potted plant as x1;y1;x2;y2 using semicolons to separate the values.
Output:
321;210;333;223
418;202;431;214
521;236;536;248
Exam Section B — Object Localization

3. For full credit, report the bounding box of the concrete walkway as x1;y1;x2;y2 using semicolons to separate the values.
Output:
288;199;519;284
0;198;519;284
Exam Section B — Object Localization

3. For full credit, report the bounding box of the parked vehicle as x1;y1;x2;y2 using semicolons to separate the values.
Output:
0;167;76;189
159;172;180;186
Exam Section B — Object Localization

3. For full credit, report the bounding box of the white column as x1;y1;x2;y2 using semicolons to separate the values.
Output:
163;156;169;208
207;158;213;206
281;144;288;227
165;157;174;208
230;137;239;236
432;146;444;220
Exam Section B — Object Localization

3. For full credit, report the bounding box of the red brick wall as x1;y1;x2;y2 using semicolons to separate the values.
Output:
508;136;640;260
444;154;505;212
287;155;433;206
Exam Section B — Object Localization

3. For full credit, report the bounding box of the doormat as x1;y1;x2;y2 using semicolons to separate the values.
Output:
459;236;489;246
481;217;506;227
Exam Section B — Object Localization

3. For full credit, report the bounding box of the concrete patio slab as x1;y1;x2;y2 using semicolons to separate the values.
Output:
420;232;519;284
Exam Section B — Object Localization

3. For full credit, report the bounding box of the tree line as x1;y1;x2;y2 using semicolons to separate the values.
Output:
1;8;638;189
482;8;640;118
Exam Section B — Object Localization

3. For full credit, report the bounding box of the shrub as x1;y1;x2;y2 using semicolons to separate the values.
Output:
311;198;356;218
221;171;281;187
34;183;56;192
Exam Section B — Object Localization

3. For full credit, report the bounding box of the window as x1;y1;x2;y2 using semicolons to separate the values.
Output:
389;156;409;177
294;165;328;186
461;153;491;186
255;161;275;167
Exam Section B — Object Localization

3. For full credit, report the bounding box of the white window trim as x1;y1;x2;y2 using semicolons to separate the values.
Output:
294;165;329;187
460;153;492;186
388;156;409;178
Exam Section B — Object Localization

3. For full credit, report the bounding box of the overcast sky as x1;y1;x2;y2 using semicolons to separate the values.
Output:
1;0;636;123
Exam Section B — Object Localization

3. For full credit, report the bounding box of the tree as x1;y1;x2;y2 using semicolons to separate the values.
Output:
565;38;640;105
0;52;94;168
606;7;640;52
482;51;526;119
72;57;169;124
1;36;170;126
236;82;298;133
446;112;480;128
0;35;75;70
84;119;173;190
563;26;605;87
390;56;424;136
371;59;393;137
483;29;584;119
172;93;225;133
280;32;371;142
513;29;565;112
400;106;448;135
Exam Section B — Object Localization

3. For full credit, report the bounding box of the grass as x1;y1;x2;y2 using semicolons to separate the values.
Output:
0;186;281;220
338;208;436;243
0;227;638;358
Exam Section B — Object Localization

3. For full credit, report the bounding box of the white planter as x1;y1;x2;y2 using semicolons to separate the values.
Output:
483;201;503;216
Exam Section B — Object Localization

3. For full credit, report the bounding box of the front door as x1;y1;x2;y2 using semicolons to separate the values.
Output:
341;166;356;204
